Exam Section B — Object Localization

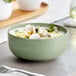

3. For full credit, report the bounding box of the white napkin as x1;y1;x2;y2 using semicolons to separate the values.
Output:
64;18;76;27
69;72;76;76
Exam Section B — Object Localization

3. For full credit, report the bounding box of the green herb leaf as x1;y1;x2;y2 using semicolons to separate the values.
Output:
47;24;55;32
4;0;12;3
25;36;30;39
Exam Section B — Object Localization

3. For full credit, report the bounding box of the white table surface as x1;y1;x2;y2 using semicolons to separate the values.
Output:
0;0;71;43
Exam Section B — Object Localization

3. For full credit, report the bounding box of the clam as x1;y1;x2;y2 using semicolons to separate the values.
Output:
29;34;40;39
25;25;33;32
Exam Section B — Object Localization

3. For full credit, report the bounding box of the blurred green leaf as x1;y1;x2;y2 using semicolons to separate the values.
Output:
4;0;12;3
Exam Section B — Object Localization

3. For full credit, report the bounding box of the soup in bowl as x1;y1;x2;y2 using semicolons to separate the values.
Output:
8;23;68;61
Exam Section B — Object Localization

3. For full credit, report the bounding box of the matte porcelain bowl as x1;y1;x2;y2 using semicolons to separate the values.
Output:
16;0;42;11
8;23;68;61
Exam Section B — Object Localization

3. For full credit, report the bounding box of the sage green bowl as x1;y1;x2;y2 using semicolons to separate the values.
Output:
8;23;68;61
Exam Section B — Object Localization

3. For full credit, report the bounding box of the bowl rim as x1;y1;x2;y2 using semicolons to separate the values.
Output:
8;23;68;40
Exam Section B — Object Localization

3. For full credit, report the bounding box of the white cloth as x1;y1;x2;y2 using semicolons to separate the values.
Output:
64;18;76;27
69;71;76;76
0;0;71;43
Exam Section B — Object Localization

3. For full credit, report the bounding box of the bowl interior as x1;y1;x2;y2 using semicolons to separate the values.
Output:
8;23;67;39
